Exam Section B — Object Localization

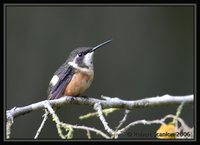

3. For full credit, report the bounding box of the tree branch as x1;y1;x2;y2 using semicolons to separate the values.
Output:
6;94;193;120
115;109;130;130
6;94;193;139
34;109;49;139
43;101;110;139
93;103;115;137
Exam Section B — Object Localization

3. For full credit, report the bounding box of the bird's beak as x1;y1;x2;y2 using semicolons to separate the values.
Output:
91;39;112;52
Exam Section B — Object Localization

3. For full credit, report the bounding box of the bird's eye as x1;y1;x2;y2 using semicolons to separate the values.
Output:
78;52;83;57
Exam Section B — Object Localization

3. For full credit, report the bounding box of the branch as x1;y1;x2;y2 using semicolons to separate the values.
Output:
94;103;115;137
6;94;193;120
116;119;164;135
34;109;49;139
115;109;130;130
6;94;193;139
44;101;110;139
79;108;119;120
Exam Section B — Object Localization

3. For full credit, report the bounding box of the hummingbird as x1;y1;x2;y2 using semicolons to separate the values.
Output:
47;40;112;100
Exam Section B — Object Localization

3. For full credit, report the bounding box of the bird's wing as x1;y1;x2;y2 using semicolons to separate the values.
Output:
47;65;74;100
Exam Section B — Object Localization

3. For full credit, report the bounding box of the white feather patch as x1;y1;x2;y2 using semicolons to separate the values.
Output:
83;52;94;67
68;61;91;73
50;75;59;86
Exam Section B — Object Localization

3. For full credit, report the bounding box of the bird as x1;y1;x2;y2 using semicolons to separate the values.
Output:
47;40;112;100
35;40;112;139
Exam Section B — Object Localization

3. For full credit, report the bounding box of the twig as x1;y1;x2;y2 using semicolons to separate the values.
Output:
72;125;110;139
172;102;185;124
116;119;164;135
86;130;91;139
34;109;49;139
6;107;15;139
94;103;115;137
79;108;119;120
44;101;110;139
115;109;130;130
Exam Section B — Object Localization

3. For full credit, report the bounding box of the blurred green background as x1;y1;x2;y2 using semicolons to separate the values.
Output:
5;5;194;140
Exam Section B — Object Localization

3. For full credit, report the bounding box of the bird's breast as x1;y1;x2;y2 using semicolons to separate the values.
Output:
63;70;94;96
